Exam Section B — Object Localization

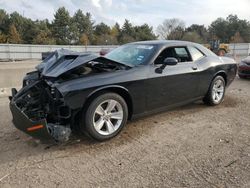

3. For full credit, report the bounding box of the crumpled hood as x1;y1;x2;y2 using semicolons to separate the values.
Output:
41;53;132;78
37;49;82;72
42;54;97;78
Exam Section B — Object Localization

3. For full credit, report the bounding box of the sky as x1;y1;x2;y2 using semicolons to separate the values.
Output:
0;0;250;30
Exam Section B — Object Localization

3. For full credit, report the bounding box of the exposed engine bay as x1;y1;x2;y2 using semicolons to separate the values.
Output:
58;56;128;81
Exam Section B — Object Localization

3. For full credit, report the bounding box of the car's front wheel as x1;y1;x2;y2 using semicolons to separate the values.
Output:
203;76;226;106
83;93;128;141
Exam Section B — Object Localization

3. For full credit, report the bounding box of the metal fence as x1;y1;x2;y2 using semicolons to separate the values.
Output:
0;43;249;61
0;44;118;60
227;43;250;62
229;43;250;57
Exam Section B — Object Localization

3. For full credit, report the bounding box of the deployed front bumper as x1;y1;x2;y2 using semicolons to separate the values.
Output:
10;101;54;142
9;84;72;142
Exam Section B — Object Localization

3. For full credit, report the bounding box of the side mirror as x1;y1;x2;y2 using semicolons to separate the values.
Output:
163;57;178;66
155;57;178;74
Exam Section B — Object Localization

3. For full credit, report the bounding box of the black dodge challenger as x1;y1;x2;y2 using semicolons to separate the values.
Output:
9;40;237;142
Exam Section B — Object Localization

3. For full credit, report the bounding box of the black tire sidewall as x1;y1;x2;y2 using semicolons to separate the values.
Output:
83;93;128;141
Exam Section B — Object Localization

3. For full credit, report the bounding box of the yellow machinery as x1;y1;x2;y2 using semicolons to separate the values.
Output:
204;40;229;56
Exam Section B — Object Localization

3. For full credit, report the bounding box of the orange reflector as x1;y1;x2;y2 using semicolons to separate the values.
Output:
27;125;44;131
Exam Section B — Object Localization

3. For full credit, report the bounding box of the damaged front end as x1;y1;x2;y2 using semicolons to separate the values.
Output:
9;80;72;142
9;51;131;142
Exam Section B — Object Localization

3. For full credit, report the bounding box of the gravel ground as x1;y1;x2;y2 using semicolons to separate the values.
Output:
0;77;249;188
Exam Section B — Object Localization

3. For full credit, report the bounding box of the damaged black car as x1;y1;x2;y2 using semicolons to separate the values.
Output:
9;41;237;142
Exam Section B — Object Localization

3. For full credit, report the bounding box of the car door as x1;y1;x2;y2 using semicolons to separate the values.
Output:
146;46;201;110
187;45;208;97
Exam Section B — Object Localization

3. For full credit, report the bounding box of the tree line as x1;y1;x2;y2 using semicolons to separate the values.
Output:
0;7;250;45
157;15;250;44
0;7;156;45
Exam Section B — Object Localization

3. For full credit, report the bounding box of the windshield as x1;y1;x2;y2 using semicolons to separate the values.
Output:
105;44;156;66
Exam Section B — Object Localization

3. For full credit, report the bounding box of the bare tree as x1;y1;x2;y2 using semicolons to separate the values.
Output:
157;18;185;40
182;31;204;43
230;32;244;43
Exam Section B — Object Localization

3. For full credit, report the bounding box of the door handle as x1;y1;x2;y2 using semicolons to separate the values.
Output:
192;66;198;70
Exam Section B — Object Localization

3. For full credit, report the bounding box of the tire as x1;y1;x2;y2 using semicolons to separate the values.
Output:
203;76;226;106
83;92;128;141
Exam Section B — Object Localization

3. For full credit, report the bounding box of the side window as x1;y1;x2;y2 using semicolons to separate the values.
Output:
154;46;192;64
174;48;189;58
188;46;205;61
174;47;192;62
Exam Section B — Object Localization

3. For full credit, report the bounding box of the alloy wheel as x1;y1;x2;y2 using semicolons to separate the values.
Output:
93;99;123;136
212;79;225;103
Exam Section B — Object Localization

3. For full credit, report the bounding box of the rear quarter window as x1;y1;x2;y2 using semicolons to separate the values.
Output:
188;46;205;61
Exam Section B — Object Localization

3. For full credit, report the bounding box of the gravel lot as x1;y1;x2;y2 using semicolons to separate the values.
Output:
0;77;249;188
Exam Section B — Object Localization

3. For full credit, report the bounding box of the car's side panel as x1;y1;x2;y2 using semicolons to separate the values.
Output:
196;56;237;96
145;62;200;110
54;46;237;121
57;59;236;120
56;66;149;115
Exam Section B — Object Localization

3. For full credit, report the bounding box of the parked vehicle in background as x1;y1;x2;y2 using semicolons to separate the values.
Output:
238;56;250;78
99;48;112;56
9;40;237;142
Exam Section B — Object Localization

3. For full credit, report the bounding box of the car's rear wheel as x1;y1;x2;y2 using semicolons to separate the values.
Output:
83;93;128;141
203;76;225;106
